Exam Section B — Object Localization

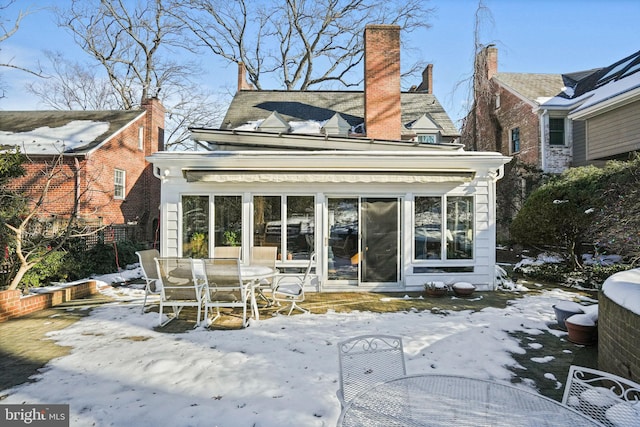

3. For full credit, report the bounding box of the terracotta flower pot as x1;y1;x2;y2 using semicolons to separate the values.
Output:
424;281;448;297
452;282;475;297
565;314;597;345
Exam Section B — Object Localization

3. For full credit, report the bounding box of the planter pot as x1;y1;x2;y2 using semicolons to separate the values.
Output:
424;281;448;297
552;301;585;331
425;288;448;297
452;282;475;297
565;314;597;345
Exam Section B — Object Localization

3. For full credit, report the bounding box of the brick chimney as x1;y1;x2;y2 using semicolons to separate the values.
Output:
483;45;498;80
415;64;433;93
237;62;255;91
141;97;165;153
364;25;401;141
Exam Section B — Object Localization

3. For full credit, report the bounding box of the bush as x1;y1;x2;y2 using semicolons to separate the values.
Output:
21;250;69;288
61;240;144;280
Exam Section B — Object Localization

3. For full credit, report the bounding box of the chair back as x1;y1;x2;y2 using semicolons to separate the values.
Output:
562;365;640;425
155;257;199;299
251;246;277;267
136;249;160;282
202;258;244;289
214;246;241;259
337;334;406;407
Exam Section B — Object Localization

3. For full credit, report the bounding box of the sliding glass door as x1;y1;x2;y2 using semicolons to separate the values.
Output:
327;197;400;285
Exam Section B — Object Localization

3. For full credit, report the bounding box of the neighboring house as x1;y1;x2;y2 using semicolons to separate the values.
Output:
148;25;510;292
462;46;640;174
0;98;165;244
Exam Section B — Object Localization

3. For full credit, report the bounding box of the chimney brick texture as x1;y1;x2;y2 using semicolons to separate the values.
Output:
364;25;401;141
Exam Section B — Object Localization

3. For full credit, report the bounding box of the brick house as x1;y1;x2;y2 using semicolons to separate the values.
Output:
0;98;165;244
462;46;640;173
148;26;511;292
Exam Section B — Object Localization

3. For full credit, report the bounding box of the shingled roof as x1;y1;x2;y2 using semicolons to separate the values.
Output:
493;73;568;103
0;110;144;155
219;90;460;138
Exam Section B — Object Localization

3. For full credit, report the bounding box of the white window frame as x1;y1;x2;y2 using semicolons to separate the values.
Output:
114;169;126;200
138;126;144;151
548;117;566;146
417;134;437;144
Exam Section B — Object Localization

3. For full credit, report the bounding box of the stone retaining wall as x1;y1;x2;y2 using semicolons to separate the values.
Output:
598;291;640;383
0;281;98;322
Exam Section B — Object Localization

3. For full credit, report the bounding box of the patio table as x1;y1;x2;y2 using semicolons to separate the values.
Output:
169;263;277;321
337;374;604;427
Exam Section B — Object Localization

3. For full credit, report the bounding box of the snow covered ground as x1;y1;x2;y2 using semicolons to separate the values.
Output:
0;266;608;427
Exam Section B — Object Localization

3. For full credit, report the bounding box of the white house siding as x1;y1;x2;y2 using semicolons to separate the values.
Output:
586;100;640;161
150;150;509;291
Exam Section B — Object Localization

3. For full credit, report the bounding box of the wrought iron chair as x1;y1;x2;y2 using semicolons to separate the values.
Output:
271;253;315;315
562;365;640;426
155;257;204;327
198;258;250;327
250;246;278;305
337;334;407;408
135;249;160;313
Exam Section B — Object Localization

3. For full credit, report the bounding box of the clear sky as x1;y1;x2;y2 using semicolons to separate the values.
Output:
2;0;639;128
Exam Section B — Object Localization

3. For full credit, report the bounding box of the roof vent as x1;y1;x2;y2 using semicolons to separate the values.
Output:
321;113;351;137
257;111;291;133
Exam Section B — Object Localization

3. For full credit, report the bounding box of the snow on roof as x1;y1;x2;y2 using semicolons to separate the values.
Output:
234;119;332;134
1;120;110;154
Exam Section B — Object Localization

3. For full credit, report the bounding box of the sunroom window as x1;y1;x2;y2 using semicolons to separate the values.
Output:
182;195;210;258
414;195;474;261
254;195;315;261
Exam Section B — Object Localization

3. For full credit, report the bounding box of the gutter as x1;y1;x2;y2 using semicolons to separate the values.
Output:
539;109;547;172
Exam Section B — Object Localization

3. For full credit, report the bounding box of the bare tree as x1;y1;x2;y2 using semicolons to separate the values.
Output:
3;152;107;291
25;50;122;110
0;0;42;96
58;0;196;109
175;0;435;90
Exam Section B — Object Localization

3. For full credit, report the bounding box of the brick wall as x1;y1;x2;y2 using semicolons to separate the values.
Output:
598;292;640;383
0;280;98;322
6;99;164;243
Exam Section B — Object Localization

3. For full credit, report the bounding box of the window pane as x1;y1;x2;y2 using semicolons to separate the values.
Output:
446;196;473;259
286;196;315;260
114;169;125;199
511;128;520;153
549;118;565;146
214;196;242;247
254;196;282;257
415;197;442;260
182;196;209;258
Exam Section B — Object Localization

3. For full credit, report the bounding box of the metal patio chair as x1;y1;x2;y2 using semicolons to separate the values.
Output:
271;253;315;315
337;334;407;408
562;365;640;426
198;257;250;328
213;246;241;259
250;246;278;305
155;257;205;327
136;249;160;313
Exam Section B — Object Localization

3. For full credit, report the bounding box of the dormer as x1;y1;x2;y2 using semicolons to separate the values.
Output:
408;114;441;144
321;113;351;137
258;111;291;133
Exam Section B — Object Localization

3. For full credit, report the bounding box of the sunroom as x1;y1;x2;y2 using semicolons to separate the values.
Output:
148;134;510;293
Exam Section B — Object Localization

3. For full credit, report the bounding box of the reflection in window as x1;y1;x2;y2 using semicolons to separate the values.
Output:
414;197;442;259
446;196;473;259
286;196;315;259
253;195;315;261
215;196;242;247
182;195;209;258
253;196;282;257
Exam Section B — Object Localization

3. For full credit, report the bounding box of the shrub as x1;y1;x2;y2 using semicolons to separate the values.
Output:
21;250;69;288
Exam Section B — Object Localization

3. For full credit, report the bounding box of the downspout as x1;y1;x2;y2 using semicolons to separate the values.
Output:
539;109;548;172
74;157;81;218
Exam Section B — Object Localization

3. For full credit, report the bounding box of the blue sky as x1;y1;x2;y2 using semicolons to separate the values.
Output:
2;0;639;128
